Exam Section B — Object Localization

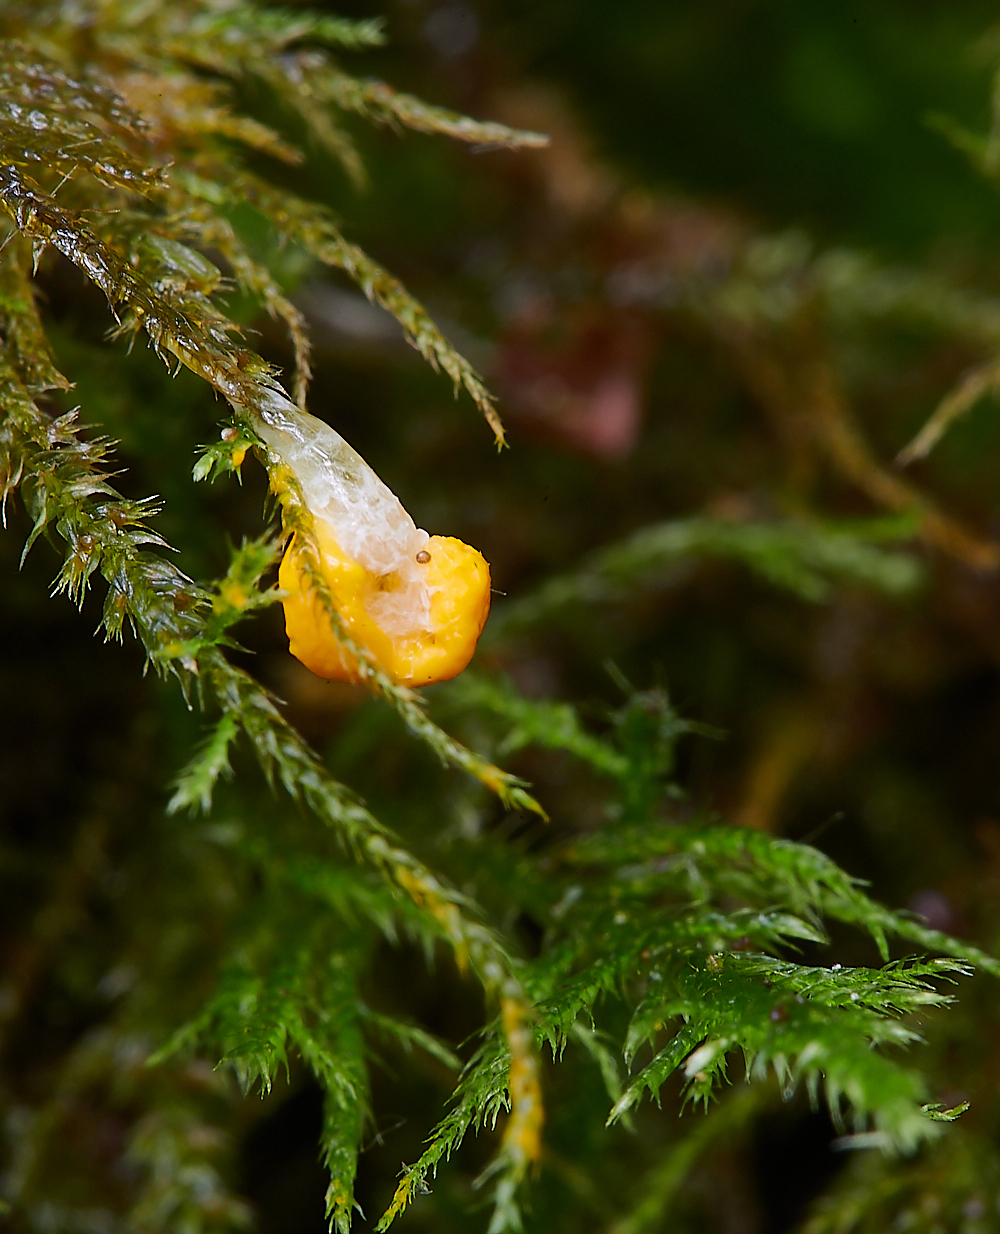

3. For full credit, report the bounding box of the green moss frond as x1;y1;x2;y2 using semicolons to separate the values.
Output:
488;514;925;642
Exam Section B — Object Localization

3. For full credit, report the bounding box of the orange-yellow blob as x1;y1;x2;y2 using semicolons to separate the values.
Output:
279;521;491;686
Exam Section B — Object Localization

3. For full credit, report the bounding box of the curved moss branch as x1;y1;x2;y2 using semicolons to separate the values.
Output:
0;243;540;1224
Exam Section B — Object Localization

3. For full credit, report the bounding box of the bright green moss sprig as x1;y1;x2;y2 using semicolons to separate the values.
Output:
0;240;538;1228
0;5;546;1223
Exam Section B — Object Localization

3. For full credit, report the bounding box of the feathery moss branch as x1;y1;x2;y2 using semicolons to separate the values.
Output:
0;236;540;1224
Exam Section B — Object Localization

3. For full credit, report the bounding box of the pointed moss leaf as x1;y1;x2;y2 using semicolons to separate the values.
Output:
922;1101;971;1122
608;1025;704;1124
168;713;239;816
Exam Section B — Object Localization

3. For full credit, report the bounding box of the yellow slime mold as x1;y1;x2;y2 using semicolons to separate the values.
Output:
279;525;490;686
253;396;491;687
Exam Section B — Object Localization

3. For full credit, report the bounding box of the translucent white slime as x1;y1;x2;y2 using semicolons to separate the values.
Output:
253;388;432;636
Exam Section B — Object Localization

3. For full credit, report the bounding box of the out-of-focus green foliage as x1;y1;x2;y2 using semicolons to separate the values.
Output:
6;2;1000;1233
